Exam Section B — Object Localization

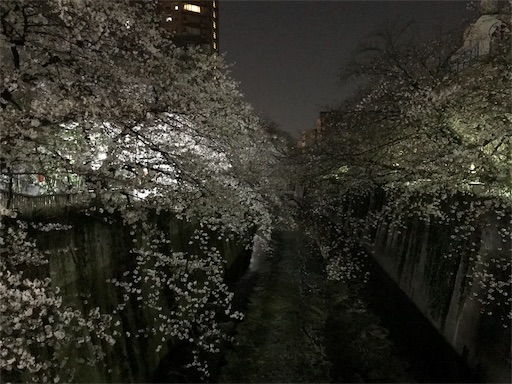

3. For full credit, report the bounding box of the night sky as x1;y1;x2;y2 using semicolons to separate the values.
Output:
220;1;476;137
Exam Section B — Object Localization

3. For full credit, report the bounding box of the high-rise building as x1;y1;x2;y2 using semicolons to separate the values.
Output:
158;1;219;54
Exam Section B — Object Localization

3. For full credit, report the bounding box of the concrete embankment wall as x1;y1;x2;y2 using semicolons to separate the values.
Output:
29;210;252;383
346;194;511;383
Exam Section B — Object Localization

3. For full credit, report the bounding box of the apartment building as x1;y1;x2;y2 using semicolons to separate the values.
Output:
158;1;219;54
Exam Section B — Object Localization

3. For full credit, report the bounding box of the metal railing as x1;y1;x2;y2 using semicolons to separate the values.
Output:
0;190;85;216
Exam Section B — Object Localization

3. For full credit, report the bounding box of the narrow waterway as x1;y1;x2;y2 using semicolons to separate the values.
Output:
218;231;331;383
218;230;478;383
152;229;477;383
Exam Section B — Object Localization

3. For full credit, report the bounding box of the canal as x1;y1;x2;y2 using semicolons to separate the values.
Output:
217;230;478;383
154;230;478;383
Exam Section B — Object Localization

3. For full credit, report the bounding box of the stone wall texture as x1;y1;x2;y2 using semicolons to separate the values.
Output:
31;210;252;383
355;195;511;383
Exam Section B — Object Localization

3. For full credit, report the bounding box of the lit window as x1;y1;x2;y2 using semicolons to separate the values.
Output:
213;31;217;39
213;21;216;28
166;16;173;22
213;10;216;18
174;4;179;10
213;42;217;50
184;3;201;13
213;1;216;9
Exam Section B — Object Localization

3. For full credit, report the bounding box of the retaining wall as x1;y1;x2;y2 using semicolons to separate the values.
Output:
18;209;252;383
347;193;511;383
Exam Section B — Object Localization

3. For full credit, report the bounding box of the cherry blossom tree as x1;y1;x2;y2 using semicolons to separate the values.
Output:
301;19;511;195
296;19;511;325
1;0;287;381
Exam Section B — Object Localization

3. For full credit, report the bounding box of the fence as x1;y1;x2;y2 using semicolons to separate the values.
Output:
0;190;84;217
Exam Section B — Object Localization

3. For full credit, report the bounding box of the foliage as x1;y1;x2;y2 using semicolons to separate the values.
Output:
0;0;283;230
296;18;511;326
302;211;370;286
108;222;244;380
303;21;511;194
1;0;288;381
0;218;115;383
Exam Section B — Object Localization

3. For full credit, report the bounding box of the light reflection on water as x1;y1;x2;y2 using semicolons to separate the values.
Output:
248;233;266;272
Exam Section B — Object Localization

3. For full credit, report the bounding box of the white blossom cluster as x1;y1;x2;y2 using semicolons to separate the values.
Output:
432;197;512;328
109;224;243;378
29;222;73;232
468;252;512;327
0;0;283;234
0;219;116;382
0;221;47;267
306;216;370;285
380;192;512;328
1;1;288;381
306;184;511;329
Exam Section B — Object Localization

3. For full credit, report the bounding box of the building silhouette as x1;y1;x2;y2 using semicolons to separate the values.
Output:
450;0;510;70
298;111;339;148
158;1;219;54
